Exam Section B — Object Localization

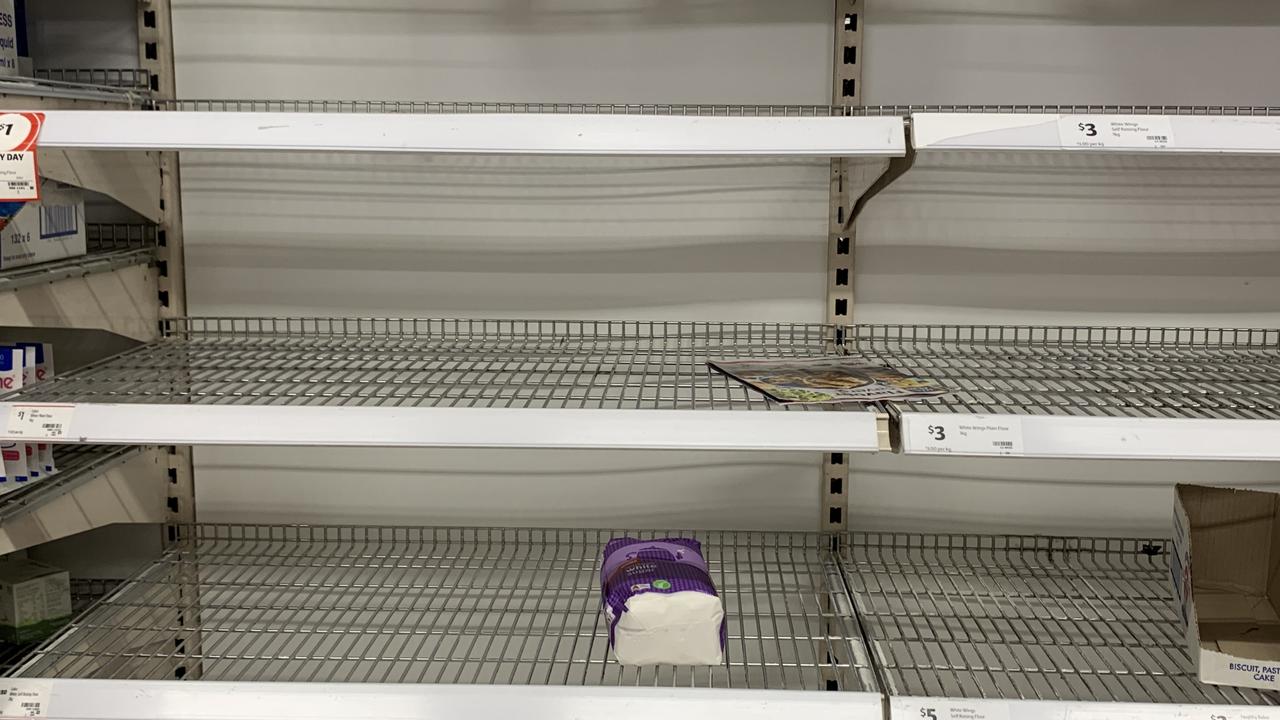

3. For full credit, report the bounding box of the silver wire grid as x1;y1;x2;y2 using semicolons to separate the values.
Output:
4;318;866;413
86;224;159;253
0;74;147;105
12;524;876;691
0;224;158;293
0;445;145;524
32;69;151;91
153;99;1280;117
841;533;1280;706
847;325;1280;421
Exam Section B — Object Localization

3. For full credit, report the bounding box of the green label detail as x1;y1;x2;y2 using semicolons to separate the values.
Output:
652;579;671;590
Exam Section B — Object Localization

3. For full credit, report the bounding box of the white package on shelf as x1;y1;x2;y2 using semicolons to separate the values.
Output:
16;342;53;476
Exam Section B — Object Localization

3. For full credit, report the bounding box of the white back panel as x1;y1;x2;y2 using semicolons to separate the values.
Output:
174;1;1280;535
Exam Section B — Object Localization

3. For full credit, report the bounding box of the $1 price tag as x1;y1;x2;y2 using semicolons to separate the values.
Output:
0;112;43;201
6;405;74;440
906;415;1024;456
0;680;52;718
1057;115;1175;150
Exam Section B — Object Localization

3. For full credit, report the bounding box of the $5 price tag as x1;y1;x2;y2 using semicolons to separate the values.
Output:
898;700;1010;720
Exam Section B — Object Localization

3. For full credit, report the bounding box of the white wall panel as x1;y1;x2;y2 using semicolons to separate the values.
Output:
851;0;1280;536
173;0;832;530
174;0;1280;536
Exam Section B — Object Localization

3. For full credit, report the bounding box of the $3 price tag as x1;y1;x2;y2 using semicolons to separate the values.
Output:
1057;115;1175;150
906;415;1024;456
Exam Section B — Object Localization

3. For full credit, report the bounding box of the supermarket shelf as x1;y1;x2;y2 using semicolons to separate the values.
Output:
0;318;886;452
911;112;1280;154
8;524;883;719
841;533;1280;719
0;225;158;294
33;111;907;156
0;445;165;555
846;325;1280;460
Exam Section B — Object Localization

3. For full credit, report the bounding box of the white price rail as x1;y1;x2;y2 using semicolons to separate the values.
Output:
911;113;1280;154
0;403;883;452
898;413;1280;460
891;698;1280;720
33;111;908;157
2;680;884;720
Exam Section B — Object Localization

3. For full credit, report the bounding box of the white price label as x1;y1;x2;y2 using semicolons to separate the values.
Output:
906;415;1024;456
6;405;74;440
0;112;42;201
0;680;51;718
1058;115;1175;149
898;700;1010;720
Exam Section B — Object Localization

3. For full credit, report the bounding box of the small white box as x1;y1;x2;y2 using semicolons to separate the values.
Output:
0;557;70;643
0;0;15;77
0;180;86;270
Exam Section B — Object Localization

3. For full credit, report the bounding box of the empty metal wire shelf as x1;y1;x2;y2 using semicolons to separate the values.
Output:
12;524;875;691
6;318;859;412
841;533;1279;706
850;325;1280;421
7;319;1279;426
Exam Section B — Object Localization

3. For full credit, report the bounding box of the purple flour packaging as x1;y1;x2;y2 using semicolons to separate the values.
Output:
600;537;725;665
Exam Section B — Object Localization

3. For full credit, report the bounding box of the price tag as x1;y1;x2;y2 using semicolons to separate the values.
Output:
0;680;52;718
6;405;74;440
1058;115;1175;150
896;699;1010;720
906;415;1024;456
0;112;42;201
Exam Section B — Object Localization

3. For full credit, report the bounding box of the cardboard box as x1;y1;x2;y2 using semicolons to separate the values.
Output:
1173;484;1280;691
0;180;86;270
0;558;70;643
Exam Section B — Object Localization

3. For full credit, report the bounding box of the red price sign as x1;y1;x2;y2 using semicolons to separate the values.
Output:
0;112;43;201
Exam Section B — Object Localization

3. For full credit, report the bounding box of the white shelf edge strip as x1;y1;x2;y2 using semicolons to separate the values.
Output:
898;412;1280;460
5;679;884;720
0;403;882;452
32;111;907;156
910;113;1280;154
889;696;1280;720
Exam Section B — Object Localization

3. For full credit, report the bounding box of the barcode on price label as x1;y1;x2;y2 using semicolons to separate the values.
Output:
0;680;52;718
905;415;1024;456
895;699;1010;720
1057;115;1176;150
6;405;74;440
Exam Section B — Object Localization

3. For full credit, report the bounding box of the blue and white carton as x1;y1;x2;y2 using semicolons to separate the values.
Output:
1173;484;1280;691
0;180;85;270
